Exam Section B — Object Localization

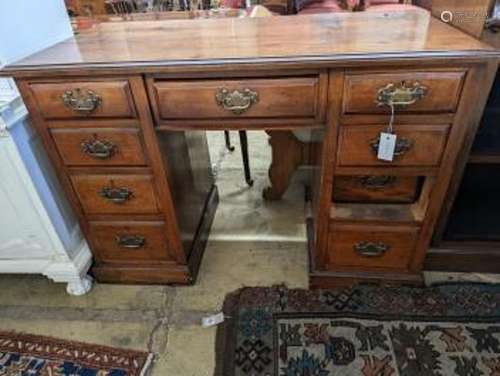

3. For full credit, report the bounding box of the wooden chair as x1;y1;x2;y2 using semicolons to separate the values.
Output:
105;0;138;14
222;6;273;187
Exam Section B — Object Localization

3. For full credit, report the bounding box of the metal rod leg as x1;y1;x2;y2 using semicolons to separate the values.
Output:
239;130;254;187
224;131;235;151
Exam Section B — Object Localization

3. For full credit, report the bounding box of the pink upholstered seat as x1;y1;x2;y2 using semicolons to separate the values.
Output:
298;0;421;15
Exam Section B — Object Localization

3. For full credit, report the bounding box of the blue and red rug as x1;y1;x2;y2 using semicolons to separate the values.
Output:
0;331;152;375
216;284;500;376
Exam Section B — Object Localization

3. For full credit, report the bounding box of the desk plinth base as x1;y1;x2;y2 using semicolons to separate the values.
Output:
91;185;219;285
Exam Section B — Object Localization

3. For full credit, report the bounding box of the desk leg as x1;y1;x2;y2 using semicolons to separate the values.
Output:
263;130;307;200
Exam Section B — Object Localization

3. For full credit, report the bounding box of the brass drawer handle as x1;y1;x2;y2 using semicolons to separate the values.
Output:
376;81;427;107
99;187;133;204
62;88;102;114
81;138;116;159
369;136;414;158
359;176;397;190
354;242;390;257
115;235;145;249
215;88;259;115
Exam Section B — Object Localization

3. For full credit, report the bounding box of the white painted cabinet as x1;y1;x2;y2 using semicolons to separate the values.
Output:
0;80;92;295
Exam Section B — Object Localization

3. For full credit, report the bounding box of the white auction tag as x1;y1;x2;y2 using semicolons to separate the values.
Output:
377;132;397;162
201;312;225;328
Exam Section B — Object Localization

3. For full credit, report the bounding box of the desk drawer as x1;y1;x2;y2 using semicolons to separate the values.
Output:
30;80;137;119
333;176;421;203
89;221;173;264
327;224;418;270
71;174;160;215
337;124;450;167
343;71;465;114
51;128;148;166
151;77;323;121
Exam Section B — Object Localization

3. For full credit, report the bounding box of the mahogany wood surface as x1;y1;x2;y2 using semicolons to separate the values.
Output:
337;124;450;167
343;71;466;114
3;10;498;285
2;11;495;75
50;128;148;166
30;80;137;119
326;224;419;270
333;176;421;203
89;221;175;264
70;173;161;215
151;77;322;120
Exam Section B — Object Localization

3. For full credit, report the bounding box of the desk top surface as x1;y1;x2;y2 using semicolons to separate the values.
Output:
3;9;497;75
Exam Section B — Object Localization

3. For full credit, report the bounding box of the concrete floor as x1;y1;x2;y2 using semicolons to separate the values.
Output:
0;131;498;375
0;131;309;375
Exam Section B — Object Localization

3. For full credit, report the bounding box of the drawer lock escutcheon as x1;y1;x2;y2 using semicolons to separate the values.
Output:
376;81;428;108
62;88;102;114
116;235;145;249
359;176;397;190
369;137;414;159
99;187;133;204
354;242;391;257
81;138;117;159
215;88;259;115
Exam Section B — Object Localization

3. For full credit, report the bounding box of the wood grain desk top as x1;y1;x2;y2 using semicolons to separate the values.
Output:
3;9;497;76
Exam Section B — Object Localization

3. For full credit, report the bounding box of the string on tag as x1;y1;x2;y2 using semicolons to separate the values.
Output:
386;102;395;134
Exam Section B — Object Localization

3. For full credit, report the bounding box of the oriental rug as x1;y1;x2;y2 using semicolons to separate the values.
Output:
215;284;500;376
0;331;152;375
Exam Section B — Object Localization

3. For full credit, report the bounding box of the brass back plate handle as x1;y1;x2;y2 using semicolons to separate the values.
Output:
62;88;102;114
81;138;116;159
369;136;414;159
359;176;397;190
115;235;145;249
354;241;390;257
376;81;428;108
215;88;259;115
99;187;133;204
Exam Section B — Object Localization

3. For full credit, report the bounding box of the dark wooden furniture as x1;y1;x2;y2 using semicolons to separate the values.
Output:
426;10;500;272
2;11;498;285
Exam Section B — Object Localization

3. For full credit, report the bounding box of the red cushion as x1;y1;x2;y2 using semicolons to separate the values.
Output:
298;0;344;13
366;4;423;12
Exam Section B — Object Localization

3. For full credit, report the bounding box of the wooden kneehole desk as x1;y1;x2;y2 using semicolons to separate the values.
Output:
2;10;499;286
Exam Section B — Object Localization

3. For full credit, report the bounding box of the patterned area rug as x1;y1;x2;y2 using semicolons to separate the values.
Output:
215;284;500;376
0;331;152;375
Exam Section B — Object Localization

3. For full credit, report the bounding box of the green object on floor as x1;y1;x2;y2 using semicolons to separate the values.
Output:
216;284;500;376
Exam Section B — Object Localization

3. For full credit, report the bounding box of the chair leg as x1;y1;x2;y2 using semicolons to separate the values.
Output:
239;130;254;187
224;131;235;152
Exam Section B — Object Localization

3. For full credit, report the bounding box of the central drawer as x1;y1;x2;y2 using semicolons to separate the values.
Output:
149;76;324;122
71;174;161;215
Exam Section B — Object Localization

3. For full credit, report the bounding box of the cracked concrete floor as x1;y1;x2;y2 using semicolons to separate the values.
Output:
0;131;497;375
0;131;309;375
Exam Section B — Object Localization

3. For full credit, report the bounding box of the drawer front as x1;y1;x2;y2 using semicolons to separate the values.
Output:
89;221;173;263
30;81;136;119
333;176;420;203
71;174;160;215
343;71;465;114
51;128;148;166
327;224;419;270
337;124;450;167
152;77;322;120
